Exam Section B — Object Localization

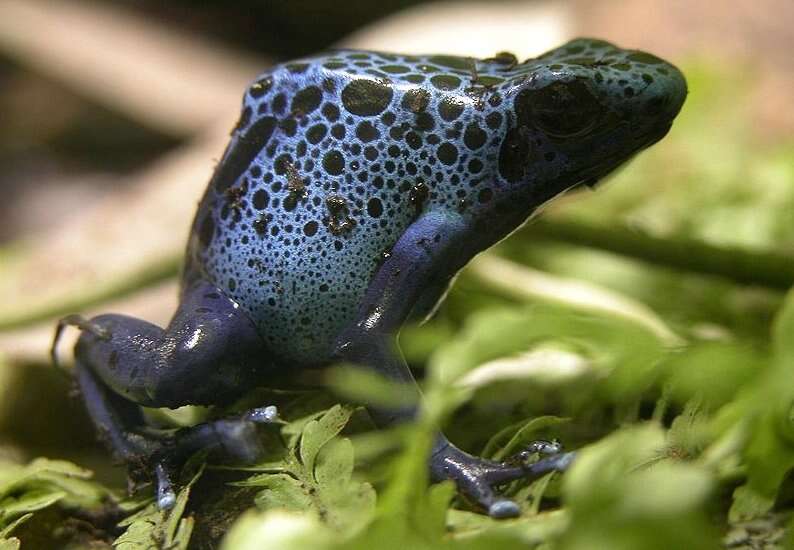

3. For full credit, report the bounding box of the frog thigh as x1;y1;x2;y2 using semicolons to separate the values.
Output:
59;279;281;508
73;279;266;409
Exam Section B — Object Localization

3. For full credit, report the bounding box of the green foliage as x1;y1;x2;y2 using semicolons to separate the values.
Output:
716;289;794;523
235;405;376;536
430;303;667;406
558;425;719;550
221;510;335;550
0;458;115;548
0;459;111;513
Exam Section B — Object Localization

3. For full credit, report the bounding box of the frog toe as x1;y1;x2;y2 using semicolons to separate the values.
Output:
154;405;281;466
123;405;281;507
488;499;521;519
154;462;177;510
431;441;575;518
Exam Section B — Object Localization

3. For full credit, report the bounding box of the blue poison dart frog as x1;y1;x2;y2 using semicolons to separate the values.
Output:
52;38;686;518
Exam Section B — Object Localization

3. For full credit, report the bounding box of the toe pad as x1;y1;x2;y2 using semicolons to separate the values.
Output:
488;500;520;518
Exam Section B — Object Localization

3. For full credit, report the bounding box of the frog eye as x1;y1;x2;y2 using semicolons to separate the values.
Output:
516;79;602;138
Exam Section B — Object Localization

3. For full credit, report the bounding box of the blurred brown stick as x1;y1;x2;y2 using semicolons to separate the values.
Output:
0;0;263;135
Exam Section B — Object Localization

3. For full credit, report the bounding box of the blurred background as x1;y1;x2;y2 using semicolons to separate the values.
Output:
0;0;793;547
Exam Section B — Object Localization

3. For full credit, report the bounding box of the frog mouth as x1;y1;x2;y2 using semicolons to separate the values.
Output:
574;157;629;189
639;120;675;146
576;121;674;188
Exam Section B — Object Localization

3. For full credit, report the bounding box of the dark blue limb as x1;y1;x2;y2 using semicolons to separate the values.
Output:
59;280;278;507
334;211;574;517
335;211;468;424
73;280;265;408
431;439;575;518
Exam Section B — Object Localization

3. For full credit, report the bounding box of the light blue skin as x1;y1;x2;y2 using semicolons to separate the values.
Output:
58;38;686;518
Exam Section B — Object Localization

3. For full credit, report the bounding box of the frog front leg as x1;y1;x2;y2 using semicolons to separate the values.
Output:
56;280;278;507
334;211;574;518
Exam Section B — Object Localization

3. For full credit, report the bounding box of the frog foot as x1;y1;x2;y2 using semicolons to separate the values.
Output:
135;405;280;509
503;439;564;465
431;440;575;519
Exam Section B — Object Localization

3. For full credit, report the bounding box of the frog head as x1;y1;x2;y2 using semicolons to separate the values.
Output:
499;38;687;195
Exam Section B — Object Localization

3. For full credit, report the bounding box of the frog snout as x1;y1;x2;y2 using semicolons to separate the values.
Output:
640;62;687;126
616;61;687;146
667;65;687;116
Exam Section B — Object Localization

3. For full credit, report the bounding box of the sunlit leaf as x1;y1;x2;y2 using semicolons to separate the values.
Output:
300;404;353;472
221;510;335;550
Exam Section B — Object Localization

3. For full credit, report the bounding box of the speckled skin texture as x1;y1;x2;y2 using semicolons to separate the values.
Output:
64;39;686;517
186;38;686;365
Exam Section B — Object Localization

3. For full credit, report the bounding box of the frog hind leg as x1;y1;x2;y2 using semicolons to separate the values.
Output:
57;279;276;507
334;211;575;518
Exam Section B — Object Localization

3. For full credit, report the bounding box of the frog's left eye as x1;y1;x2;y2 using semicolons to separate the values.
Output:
516;79;602;138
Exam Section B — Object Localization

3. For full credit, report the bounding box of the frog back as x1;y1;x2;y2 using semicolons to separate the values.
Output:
185;50;517;364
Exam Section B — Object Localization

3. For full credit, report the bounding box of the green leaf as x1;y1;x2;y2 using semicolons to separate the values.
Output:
221;510;335;550
466;255;683;346
729;484;776;523
344;422;446;549
0;490;66;518
525;473;554;516
113;515;162;550
665;399;710;460
420;482;456;539
446;508;569;545
559;424;720;550
299;404;353;472
724;288;794;522
314;438;354;487
662;342;764;410
251;474;313;512
0;457;115;547
428;304;667;419
170;517;194;550
280;411;326;449
0;457;113;533
240;405;376;535
326;365;418;410
0;514;31;539
371;423;434;522
728;413;794;522
773;287;794;364
164;467;198;550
